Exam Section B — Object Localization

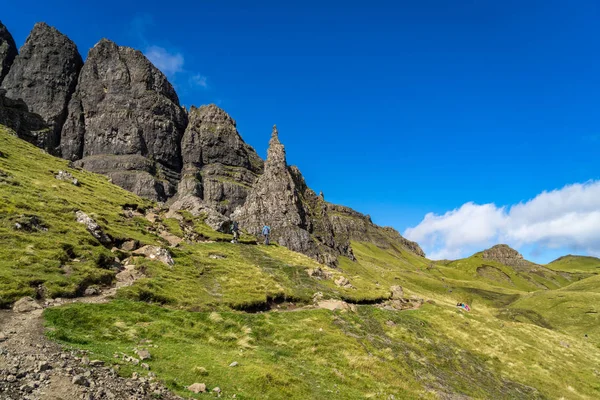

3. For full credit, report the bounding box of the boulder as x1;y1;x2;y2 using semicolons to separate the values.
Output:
2;22;83;153
120;240;139;252
0;21;17;84
13;296;41;313
390;285;404;299
132;245;174;266
187;383;206;394
75;210;111;245
136;349;151;361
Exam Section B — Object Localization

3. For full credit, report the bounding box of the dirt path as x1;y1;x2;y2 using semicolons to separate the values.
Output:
0;267;186;400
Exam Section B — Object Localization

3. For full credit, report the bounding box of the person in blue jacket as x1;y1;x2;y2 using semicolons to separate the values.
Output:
262;225;271;245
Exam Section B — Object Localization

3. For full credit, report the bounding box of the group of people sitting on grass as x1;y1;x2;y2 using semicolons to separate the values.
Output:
230;221;270;245
456;302;471;312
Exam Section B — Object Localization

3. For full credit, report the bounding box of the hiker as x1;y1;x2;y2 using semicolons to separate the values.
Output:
262;225;271;245
231;221;240;243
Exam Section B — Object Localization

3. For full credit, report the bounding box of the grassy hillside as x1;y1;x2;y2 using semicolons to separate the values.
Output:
547;255;600;273
2;125;600;399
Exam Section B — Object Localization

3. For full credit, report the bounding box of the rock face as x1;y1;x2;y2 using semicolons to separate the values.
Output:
1;22;83;153
175;104;263;215
0;89;49;143
0;21;17;84
327;204;425;257
61;39;187;201
482;244;530;268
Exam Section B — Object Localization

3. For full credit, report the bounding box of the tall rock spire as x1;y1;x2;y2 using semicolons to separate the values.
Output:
234;125;327;259
2;22;83;153
0;21;17;84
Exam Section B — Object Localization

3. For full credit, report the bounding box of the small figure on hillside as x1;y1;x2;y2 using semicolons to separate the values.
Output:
231;221;240;243
262;225;271;245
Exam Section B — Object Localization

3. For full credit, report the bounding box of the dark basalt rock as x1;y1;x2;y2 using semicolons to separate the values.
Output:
175;104;263;215
0;89;49;145
61;38;187;201
1;22;83;153
0;21;17;84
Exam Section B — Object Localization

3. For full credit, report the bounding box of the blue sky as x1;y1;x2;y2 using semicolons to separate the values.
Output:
3;1;600;262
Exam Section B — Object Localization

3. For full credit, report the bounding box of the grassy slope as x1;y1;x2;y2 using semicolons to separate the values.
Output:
2;126;600;399
547;255;600;273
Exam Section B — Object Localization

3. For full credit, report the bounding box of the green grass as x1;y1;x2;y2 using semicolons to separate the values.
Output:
0;126;156;306
45;300;555;400
2;124;600;399
547;255;600;273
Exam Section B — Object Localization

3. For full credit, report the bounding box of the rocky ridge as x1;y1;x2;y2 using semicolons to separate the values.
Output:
0;21;17;84
0;20;425;263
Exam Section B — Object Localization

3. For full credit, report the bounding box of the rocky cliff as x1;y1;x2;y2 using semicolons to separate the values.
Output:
176;104;263;215
0;21;17;84
61;39;187;201
1;22;83;153
0;20;426;264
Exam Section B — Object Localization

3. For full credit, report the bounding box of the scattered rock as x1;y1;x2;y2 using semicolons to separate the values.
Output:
307;267;333;280
390;285;404;299
37;361;52;371
72;374;89;387
89;360;104;367
159;230;183;247
187;383;207;394
213;387;222;393
317;300;356;312
229;361;239;367
120;240;139;252
75;210;111;245
209;253;226;259
84;286;100;296
13;296;42;313
132;245;174;266
136;349;151;361
55;170;80;186
334;276;353;289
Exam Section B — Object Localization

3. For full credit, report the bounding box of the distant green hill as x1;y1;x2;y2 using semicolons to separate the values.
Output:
2;125;600;399
547;254;600;273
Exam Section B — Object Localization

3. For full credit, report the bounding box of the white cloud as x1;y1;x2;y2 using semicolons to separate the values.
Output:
189;74;208;88
404;181;600;260
145;46;185;76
